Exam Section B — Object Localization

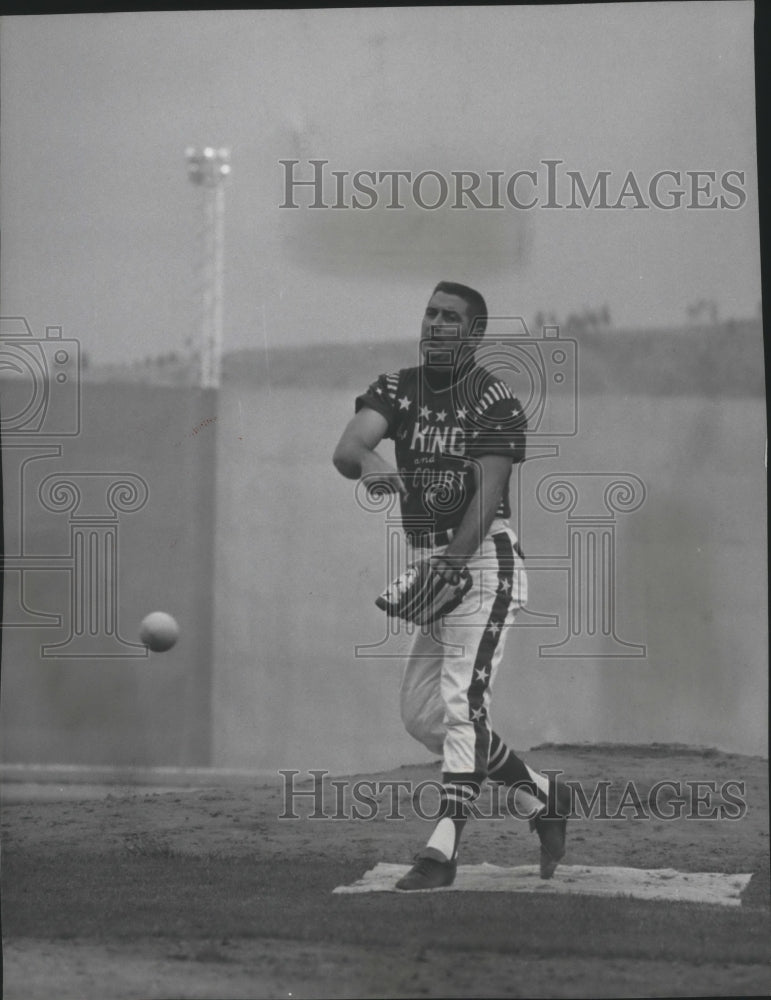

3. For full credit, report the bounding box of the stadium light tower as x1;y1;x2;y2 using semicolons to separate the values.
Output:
186;146;231;389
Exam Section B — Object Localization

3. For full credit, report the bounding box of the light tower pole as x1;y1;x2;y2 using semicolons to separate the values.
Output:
186;147;230;389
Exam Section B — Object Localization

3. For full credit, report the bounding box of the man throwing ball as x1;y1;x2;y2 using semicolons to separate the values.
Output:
333;282;570;890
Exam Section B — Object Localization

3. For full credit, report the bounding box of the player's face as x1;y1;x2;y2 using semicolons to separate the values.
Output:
420;291;475;344
419;293;476;370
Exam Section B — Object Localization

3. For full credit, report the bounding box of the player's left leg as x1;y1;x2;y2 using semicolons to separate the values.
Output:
395;529;520;890
486;730;572;879
463;529;569;877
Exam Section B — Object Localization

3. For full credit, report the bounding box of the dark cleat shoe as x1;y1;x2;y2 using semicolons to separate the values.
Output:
531;813;567;879
395;847;457;891
529;780;571;880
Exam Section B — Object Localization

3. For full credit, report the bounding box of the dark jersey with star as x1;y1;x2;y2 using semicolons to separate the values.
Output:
355;363;526;536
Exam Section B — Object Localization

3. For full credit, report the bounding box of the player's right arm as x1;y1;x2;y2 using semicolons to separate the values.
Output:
332;407;406;496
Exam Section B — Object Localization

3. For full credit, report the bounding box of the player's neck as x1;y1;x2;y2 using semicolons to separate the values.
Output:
421;363;455;392
420;354;478;393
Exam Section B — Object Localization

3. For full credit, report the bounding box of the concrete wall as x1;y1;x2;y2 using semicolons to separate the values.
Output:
211;384;767;774
1;381;217;766
1;346;767;771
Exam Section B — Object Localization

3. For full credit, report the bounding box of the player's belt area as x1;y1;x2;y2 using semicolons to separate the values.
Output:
406;527;525;560
405;527;457;548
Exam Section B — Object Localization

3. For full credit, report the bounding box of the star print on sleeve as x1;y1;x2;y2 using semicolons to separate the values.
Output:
398;395;412;411
474;666;490;682
470;707;485;721
354;372;403;439
465;378;526;463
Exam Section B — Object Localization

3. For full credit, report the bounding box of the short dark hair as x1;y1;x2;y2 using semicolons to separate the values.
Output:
432;281;487;336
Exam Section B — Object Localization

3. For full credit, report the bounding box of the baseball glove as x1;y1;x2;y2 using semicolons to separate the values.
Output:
375;558;473;625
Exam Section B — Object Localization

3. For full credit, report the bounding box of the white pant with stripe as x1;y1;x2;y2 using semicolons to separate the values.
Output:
399;519;528;779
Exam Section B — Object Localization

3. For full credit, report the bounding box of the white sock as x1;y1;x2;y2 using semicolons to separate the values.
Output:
512;785;545;819
526;764;550;798
425;816;457;861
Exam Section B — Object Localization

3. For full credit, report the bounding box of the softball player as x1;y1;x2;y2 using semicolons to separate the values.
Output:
333;282;570;890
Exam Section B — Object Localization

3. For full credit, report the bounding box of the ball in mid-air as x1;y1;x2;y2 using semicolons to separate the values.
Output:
140;611;179;652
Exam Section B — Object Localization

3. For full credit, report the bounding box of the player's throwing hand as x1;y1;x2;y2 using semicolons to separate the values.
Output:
361;468;408;499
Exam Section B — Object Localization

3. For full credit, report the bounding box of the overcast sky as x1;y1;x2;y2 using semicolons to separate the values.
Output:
0;4;760;365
